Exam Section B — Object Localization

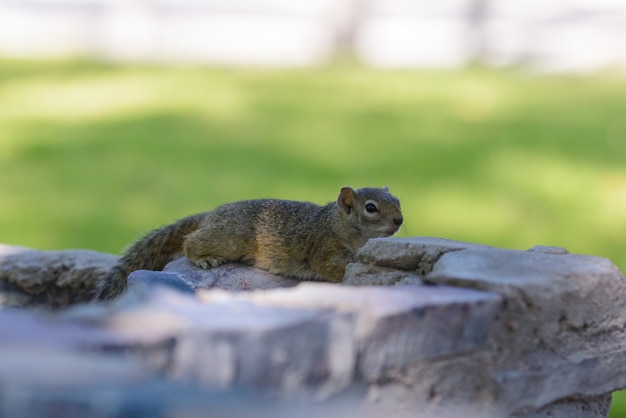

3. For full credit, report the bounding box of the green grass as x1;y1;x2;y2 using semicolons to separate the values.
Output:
1;59;626;414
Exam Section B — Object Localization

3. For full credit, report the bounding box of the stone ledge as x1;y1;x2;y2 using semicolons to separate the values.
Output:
428;246;626;412
355;236;490;273
1;237;625;417
198;283;502;382
163;257;301;291
352;237;626;415
0;246;117;308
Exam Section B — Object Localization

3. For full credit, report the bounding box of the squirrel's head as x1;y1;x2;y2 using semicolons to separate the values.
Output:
337;186;403;239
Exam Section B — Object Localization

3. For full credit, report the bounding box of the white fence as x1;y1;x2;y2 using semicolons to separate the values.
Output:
0;0;625;72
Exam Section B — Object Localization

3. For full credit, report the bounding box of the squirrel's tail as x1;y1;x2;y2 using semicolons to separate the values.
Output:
96;213;205;301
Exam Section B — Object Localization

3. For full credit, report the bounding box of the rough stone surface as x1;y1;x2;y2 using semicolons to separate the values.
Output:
0;281;503;417
514;394;613;418
199;283;502;383
355;236;490;273
0;246;117;308
0;247;300;309
346;237;626;416
0;237;625;418
0;342;375;418
163;257;301;291
342;263;423;287
428;246;626;412
526;245;569;255
128;270;195;294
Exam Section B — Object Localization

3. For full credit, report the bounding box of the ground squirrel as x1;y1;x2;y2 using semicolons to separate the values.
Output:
96;186;403;300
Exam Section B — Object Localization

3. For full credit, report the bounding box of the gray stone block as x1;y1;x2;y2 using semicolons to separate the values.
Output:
164;257;300;291
513;393;612;418
208;283;502;381
0;345;148;388
0;238;625;418
342;262;423;286
62;287;355;397
0;246;117;308
128;270;195;294
356;236;490;273
428;247;626;412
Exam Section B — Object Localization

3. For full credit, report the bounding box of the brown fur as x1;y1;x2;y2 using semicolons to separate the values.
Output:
96;187;402;300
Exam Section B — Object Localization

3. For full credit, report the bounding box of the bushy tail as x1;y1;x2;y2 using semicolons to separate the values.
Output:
96;213;205;301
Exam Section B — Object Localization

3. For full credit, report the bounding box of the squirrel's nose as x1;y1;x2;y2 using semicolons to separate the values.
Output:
393;217;403;226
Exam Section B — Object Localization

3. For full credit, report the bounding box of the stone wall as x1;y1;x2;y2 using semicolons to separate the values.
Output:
1;237;625;417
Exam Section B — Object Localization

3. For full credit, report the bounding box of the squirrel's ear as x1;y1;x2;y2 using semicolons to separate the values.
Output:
338;187;356;214
383;186;389;192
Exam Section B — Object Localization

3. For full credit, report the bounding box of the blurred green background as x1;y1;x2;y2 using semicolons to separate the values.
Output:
1;59;625;415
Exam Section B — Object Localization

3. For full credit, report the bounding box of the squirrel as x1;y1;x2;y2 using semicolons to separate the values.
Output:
96;186;403;301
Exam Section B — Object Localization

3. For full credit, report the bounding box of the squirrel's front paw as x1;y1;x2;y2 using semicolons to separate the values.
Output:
193;256;226;270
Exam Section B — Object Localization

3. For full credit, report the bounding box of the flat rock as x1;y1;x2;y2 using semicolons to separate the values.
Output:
356;237;490;273
163;257;301;291
199;283;503;381
0;378;378;418
128;270;195;294
0;245;118;308
342;262;423;286
427;247;626;411
0;247;299;309
1;238;625;417
515;394;613;418
59;287;355;396
0;345;149;388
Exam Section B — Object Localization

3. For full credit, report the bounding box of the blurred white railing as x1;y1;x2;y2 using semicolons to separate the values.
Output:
0;0;624;72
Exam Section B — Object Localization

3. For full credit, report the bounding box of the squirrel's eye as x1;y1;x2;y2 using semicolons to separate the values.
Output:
365;203;378;213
